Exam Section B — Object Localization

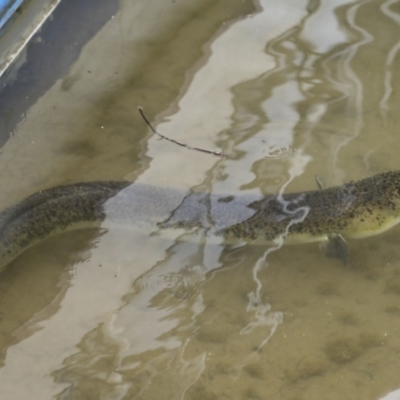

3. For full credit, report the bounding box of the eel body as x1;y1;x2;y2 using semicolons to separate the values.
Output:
0;170;400;268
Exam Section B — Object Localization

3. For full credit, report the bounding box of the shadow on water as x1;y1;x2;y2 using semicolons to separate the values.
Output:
0;0;119;145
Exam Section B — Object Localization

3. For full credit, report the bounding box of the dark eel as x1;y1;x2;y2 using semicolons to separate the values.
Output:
0;170;399;268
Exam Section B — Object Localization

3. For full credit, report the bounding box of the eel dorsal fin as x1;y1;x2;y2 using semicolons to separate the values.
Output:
315;174;326;190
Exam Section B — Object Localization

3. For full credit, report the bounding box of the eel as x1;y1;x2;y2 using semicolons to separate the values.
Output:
0;170;400;269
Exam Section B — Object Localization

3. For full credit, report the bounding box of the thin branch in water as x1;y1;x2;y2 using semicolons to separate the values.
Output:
138;106;225;157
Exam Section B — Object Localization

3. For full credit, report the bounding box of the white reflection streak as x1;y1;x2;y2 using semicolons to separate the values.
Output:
230;306;283;382
146;0;308;192
301;0;351;53
241;113;311;343
238;21;320;342
380;0;400;119
0;231;173;400
180;338;207;400
306;1;372;180
380;388;400;400
109;3;311;393
341;4;372;127
331;2;373;178
240;244;284;336
241;195;309;337
322;0;373;180
261;81;304;153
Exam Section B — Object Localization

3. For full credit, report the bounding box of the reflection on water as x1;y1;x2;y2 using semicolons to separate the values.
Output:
1;0;400;398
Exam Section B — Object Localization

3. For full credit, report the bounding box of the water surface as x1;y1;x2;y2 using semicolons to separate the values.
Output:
0;0;399;399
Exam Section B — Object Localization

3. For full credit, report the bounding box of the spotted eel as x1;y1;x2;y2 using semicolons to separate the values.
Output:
0;170;399;268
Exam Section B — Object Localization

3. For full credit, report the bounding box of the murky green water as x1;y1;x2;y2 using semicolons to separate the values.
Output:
0;0;400;399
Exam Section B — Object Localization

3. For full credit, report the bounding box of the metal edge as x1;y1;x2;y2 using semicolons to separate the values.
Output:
0;0;61;78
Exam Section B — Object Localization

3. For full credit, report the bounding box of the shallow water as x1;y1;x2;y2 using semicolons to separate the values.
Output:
0;0;400;399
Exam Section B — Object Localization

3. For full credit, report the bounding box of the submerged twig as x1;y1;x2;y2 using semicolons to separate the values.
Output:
138;106;225;157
